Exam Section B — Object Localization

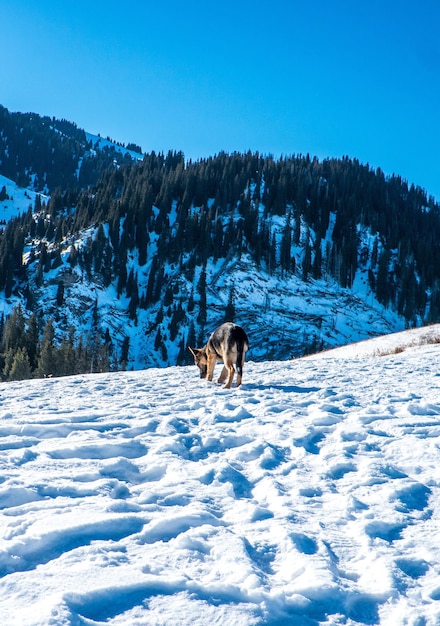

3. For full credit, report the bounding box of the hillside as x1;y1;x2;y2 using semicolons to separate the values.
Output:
0;105;142;193
1;326;440;625
1;106;440;377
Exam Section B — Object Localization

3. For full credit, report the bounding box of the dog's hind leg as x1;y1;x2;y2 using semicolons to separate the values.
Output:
223;363;235;389
235;353;245;387
217;366;228;384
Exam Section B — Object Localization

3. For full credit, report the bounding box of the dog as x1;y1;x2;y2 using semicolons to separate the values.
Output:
189;322;249;388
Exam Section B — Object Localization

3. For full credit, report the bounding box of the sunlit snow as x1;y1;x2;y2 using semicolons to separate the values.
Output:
1;326;440;625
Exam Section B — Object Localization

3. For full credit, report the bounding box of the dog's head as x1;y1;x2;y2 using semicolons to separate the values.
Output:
188;347;208;379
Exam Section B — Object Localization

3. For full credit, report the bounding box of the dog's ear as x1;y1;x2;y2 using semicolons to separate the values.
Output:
188;347;197;356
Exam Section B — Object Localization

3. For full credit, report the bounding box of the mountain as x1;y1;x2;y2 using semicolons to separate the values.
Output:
1;105;440;378
0;104;142;193
1;325;440;624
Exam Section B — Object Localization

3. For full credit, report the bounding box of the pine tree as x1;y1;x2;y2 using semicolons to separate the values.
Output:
36;319;57;377
312;237;323;280
58;328;77;376
120;336;130;370
224;285;236;321
302;239;312;282
154;327;163;350
196;266;207;327
186;320;196;354
280;210;292;274
376;249;391;306
8;347;32;381
127;270;139;321
56;281;65;306
2;305;26;352
25;313;39;370
2;349;15;380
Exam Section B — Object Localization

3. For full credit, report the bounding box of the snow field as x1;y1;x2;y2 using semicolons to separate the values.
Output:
0;335;440;624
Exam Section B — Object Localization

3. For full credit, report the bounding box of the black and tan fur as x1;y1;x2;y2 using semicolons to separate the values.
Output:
189;322;249;389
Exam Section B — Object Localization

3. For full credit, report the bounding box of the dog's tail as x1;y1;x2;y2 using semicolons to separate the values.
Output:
236;337;248;377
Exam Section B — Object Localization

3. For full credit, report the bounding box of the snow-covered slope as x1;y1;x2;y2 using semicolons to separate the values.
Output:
85;132;144;161
0;174;48;223
18;233;406;370
1;326;440;625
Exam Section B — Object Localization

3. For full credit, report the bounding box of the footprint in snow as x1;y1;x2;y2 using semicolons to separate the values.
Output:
259;443;290;470
217;464;253;499
326;462;357;481
294;429;325;454
214;406;254;422
394;482;432;513
395;557;429;579
243;537;277;575
299;486;322;498
290;532;318;555
365;520;406;543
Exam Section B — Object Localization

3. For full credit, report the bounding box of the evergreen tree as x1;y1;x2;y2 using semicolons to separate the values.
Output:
56;281;65;306
312;237;322;280
120;336;130;370
36;319;57;377
8;347;32;381
25;313;39;370
196;266;207;327
58;328;77;376
2;305;26;352
376;249;391;306
186;320;196;352
2;349;15;380
302;238;312;282
280;211;292;274
224;285;236;321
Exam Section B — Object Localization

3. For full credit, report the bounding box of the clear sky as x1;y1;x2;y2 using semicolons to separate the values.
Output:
2;0;440;199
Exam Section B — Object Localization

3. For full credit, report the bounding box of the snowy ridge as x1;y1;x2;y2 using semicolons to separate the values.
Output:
1;326;440;625
85;132;144;161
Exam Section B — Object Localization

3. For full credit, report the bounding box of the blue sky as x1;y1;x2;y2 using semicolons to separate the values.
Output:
2;0;440;199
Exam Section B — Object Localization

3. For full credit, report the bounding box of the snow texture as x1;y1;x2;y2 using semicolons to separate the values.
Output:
1;326;440;625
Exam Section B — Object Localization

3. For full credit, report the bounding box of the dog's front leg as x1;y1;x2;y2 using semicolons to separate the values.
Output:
206;355;217;382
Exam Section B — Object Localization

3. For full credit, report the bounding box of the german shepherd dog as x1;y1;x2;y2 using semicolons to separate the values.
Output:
189;322;249;388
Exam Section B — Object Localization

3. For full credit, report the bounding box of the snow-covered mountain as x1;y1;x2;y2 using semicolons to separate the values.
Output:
1;106;440;378
1;325;440;625
0;168;410;370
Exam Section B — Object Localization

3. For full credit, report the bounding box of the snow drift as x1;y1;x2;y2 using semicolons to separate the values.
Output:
1;326;440;625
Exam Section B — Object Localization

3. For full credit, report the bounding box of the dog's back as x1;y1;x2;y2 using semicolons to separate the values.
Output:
208;322;248;353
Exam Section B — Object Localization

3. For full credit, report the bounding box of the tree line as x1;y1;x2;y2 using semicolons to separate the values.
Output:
0;305;119;381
